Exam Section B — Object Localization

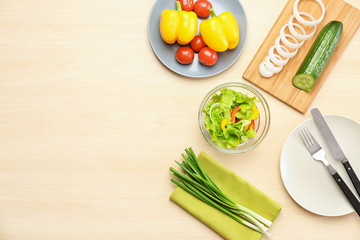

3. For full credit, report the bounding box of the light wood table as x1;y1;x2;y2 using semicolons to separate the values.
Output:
0;0;359;239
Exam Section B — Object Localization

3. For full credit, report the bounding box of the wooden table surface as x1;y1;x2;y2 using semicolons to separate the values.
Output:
0;0;359;239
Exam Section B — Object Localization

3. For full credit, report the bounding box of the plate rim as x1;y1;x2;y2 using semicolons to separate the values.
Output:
280;114;360;217
147;0;248;78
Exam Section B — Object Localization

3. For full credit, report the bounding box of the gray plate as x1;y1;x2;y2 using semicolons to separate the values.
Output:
148;0;248;78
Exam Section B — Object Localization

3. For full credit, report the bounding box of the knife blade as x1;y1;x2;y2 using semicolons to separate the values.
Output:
311;108;360;197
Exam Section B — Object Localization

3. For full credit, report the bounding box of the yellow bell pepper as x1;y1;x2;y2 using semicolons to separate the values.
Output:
200;8;239;52
251;104;259;120
160;1;198;45
220;118;228;130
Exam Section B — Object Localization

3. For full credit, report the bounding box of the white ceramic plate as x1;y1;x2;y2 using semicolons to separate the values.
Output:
280;115;360;216
147;0;248;78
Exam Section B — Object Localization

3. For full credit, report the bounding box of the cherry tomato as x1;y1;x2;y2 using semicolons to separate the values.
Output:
193;0;212;18
190;35;207;52
176;47;194;64
178;0;194;11
198;47;217;66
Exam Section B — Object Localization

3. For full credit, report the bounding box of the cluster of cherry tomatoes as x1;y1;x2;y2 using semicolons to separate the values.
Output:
175;0;218;66
180;0;212;17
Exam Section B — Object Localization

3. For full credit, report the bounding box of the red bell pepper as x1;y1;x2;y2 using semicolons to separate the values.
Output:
244;120;255;131
230;107;240;122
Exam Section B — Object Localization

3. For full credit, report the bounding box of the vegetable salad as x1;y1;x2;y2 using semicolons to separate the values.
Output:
203;88;259;149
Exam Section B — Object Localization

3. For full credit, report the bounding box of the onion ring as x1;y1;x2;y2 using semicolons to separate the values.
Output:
288;13;317;40
259;62;274;78
259;0;325;77
293;0;325;26
280;23;305;48
275;36;298;58
268;46;289;66
209;102;219;123
264;56;283;73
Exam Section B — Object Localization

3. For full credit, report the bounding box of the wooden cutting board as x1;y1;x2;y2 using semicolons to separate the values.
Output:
242;0;360;113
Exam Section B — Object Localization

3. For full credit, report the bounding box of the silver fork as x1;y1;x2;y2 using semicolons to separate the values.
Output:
300;127;360;216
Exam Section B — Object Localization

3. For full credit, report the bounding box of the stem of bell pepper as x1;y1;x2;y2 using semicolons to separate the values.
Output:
176;1;182;12
209;8;217;18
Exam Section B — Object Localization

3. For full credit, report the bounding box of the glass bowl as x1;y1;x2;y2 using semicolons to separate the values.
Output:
198;82;270;154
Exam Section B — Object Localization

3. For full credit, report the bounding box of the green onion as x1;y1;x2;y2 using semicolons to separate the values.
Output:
170;148;272;237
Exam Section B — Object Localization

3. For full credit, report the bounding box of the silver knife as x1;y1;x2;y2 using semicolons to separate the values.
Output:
311;108;360;197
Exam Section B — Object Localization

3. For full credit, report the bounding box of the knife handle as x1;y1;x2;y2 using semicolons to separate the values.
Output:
342;160;360;197
332;171;360;217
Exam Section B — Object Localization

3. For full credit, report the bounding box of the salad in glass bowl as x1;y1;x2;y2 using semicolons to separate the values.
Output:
198;82;270;154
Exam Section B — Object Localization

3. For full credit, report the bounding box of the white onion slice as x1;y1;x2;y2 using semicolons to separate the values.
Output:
293;0;325;26
268;46;289;66
280;23;305;48
275;36;298;58
264;56;283;73
259;0;325;78
259;62;274;78
209;102;219;123
288;13;317;40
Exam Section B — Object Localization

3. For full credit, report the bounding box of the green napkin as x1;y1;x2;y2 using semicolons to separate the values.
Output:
170;151;281;240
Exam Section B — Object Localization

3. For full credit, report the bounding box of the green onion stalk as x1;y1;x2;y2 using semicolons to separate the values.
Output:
170;148;272;237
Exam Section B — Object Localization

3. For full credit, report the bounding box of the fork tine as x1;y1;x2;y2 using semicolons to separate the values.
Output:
302;128;312;146
299;130;309;148
305;127;317;145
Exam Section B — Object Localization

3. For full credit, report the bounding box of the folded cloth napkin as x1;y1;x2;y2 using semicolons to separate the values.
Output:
170;151;281;240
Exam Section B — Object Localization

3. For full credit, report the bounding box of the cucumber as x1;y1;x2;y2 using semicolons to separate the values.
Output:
292;21;343;92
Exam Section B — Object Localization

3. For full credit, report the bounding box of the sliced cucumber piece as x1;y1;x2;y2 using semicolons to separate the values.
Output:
292;74;315;92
